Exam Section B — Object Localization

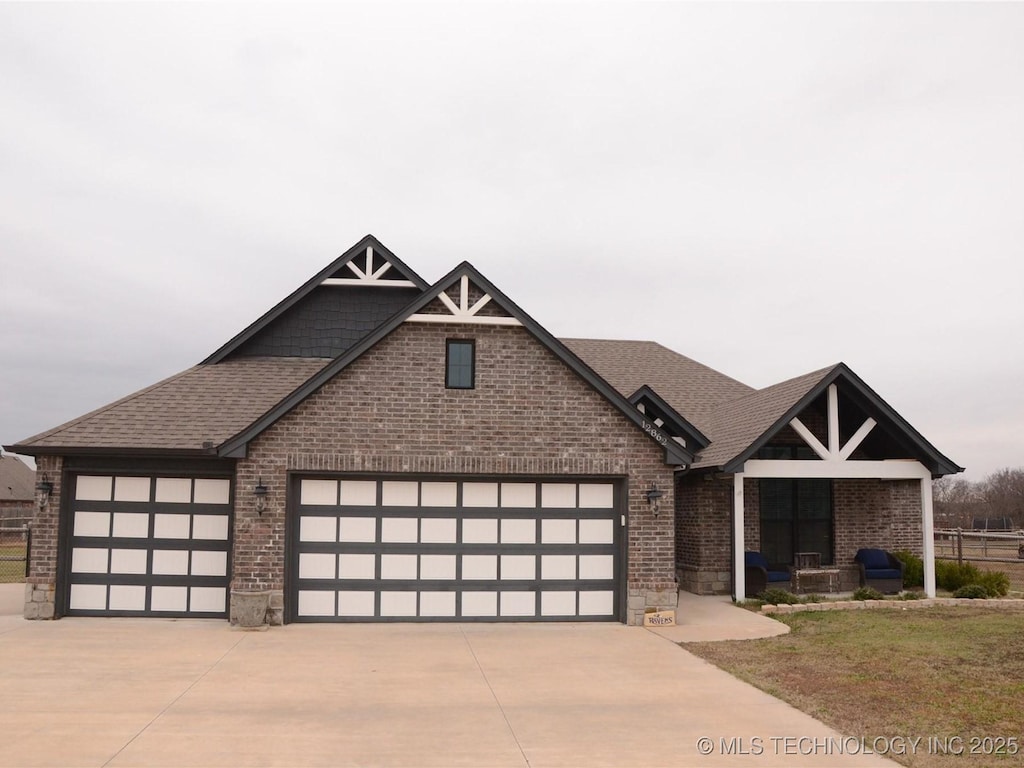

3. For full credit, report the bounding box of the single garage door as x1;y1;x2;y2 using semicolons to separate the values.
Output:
289;477;623;622
65;474;232;617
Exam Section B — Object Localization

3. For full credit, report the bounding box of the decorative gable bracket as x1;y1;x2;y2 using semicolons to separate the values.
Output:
321;245;419;288
790;383;876;463
408;275;522;326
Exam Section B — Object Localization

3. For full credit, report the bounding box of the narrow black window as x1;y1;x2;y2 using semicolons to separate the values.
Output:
758;445;833;566
446;339;475;389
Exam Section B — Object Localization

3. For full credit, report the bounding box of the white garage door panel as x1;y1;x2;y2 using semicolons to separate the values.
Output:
291;478;621;622
66;474;231;618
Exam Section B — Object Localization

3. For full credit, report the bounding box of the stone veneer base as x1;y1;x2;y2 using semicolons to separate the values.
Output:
761;598;1024;615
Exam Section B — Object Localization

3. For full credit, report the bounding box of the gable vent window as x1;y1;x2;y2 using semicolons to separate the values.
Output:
446;339;475;389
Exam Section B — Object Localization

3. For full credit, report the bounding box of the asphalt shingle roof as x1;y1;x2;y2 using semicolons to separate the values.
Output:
15;357;331;452
560;339;755;433
564;339;838;470
691;366;837;469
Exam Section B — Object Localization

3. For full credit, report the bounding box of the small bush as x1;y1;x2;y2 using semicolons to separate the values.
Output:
759;588;799;605
801;594;825;604
953;584;988;599
852;587;885;601
897;591;923;600
935;560;982;592
975;570;1010;598
893;550;924;587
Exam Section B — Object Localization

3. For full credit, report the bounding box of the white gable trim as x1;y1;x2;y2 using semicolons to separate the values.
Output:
739;459;930;480
407;275;522;326
320;246;418;288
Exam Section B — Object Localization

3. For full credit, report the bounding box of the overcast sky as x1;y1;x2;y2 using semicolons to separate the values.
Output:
1;2;1021;481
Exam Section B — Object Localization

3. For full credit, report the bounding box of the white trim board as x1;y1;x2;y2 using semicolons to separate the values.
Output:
739;459;931;480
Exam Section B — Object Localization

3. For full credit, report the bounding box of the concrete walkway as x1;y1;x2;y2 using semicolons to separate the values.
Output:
650;591;791;643
0;585;894;767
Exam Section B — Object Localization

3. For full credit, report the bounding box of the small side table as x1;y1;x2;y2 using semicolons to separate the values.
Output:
794;551;821;570
794;567;841;594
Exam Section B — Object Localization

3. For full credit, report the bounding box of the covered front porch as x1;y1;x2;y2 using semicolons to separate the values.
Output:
675;369;961;600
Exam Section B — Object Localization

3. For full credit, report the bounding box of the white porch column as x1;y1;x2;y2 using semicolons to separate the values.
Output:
734;472;745;601
921;476;936;598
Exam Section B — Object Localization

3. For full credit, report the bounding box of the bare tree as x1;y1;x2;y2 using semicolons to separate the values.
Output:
978;468;1024;528
933;476;982;528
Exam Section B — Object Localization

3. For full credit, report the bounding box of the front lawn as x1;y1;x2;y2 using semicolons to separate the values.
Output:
686;608;1024;768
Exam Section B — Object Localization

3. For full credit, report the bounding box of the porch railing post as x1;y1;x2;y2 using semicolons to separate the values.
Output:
956;527;963;566
921;477;936;598
733;472;745;602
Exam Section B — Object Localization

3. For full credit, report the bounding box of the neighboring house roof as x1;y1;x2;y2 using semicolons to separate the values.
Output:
0;454;35;501
12;358;330;454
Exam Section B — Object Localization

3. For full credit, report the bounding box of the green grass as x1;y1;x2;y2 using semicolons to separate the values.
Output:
686;608;1024;768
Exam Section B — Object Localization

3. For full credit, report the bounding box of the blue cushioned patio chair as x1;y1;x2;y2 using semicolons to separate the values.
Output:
854;548;904;594
744;551;792;597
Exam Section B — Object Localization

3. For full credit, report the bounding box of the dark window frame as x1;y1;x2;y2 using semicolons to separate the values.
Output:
445;339;475;390
757;445;834;567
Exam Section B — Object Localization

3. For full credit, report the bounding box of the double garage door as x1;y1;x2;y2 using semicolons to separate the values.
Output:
290;477;624;622
64;474;232;617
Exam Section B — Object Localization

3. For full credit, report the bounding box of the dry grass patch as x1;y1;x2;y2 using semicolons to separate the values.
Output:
686;607;1024;768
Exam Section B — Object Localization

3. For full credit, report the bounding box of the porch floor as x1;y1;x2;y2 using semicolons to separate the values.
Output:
648;590;790;643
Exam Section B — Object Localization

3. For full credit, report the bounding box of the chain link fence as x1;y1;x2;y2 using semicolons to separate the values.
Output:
0;525;29;583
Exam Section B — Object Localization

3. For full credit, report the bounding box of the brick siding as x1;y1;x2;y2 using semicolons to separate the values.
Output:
23;454;62;617
235;321;677;624
677;473;923;595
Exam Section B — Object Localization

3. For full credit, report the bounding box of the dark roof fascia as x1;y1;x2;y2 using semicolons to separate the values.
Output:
719;363;963;476
3;444;226;460
628;385;711;450
218;261;691;466
201;235;430;365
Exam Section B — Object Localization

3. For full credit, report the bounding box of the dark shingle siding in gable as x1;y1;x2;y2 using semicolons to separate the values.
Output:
227;286;421;359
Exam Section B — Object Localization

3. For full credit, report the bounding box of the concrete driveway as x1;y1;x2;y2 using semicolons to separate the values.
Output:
0;593;893;767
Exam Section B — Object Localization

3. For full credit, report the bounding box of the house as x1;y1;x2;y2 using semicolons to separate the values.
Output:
6;235;961;625
0;452;35;524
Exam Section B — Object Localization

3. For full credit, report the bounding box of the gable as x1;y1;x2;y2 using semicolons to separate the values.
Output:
249;321;673;471
219;262;689;466
204;235;428;364
704;364;962;476
628;386;709;458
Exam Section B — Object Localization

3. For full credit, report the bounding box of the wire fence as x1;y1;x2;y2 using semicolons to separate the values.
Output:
0;525;30;584
934;528;1024;593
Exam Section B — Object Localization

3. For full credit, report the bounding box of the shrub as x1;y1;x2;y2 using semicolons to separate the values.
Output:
852;587;885;601
953;584;988;599
759;588;799;605
896;591;923;600
893;550;924;587
935;560;982;592
801;594;825;604
975;570;1010;598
